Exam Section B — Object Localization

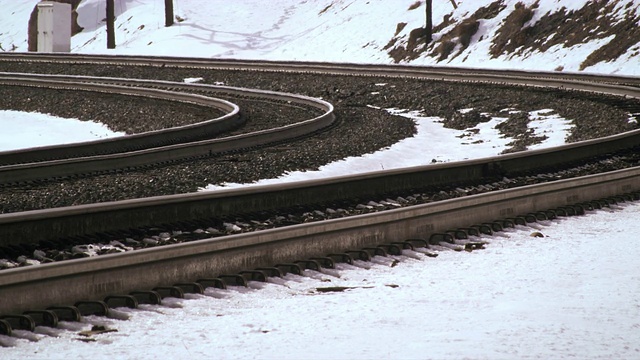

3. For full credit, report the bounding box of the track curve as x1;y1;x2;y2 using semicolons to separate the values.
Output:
0;54;639;319
0;73;335;184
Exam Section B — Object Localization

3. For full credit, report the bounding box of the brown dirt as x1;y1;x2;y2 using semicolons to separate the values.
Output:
490;0;640;69
387;0;640;69
389;1;505;63
489;1;537;57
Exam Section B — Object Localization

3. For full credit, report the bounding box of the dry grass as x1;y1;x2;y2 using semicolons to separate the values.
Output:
489;0;640;69
408;1;422;11
394;22;408;37
457;19;480;48
489;2;536;57
429;18;479;61
388;0;504;63
579;4;640;69
386;0;637;68
318;4;332;15
434;40;456;61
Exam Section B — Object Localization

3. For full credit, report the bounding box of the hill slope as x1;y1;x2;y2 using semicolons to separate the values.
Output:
1;0;638;75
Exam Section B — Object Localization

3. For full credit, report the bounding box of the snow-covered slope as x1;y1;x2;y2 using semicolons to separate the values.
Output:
1;0;638;75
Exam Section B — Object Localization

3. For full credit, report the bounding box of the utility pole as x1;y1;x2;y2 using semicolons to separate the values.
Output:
106;0;115;48
165;0;174;27
425;0;433;42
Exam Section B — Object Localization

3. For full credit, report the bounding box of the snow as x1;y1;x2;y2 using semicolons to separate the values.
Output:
2;202;639;359
1;0;639;75
0;110;124;151
528;109;573;151
201;108;553;191
0;0;639;358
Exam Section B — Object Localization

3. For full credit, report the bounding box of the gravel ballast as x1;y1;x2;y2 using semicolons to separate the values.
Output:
0;62;637;214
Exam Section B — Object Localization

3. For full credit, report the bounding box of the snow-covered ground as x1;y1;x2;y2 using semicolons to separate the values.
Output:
2;202;639;359
1;0;639;75
0;110;124;151
2;108;639;360
0;106;574;188
1;0;639;358
201;107;565;191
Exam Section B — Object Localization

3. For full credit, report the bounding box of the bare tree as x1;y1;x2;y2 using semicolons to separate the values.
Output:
106;0;115;48
165;0;174;27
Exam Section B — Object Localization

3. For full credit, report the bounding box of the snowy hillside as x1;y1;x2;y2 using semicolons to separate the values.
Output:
1;0;638;75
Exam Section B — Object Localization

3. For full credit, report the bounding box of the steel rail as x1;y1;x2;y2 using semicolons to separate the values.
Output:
1;165;638;314
0;76;241;165
0;67;637;185
0;55;639;316
1;52;639;86
0;74;335;184
1;124;639;245
0;63;638;240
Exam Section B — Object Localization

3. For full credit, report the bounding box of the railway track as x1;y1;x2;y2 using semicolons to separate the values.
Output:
0;54;639;335
0;73;335;182
0;77;240;164
2;52;639;87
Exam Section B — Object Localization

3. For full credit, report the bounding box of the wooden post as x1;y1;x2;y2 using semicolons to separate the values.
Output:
165;0;174;27
106;0;115;49
425;0;433;42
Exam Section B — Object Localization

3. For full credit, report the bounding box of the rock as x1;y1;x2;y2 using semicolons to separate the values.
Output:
78;325;117;337
223;222;242;233
33;249;48;260
142;238;159;246
72;244;98;256
0;259;18;269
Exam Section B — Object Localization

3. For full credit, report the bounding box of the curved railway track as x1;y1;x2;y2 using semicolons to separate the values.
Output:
0;73;335;183
2;52;640;87
0;76;243;165
0;54;639;333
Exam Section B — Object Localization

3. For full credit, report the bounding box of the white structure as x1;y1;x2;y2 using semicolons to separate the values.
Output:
37;1;71;52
